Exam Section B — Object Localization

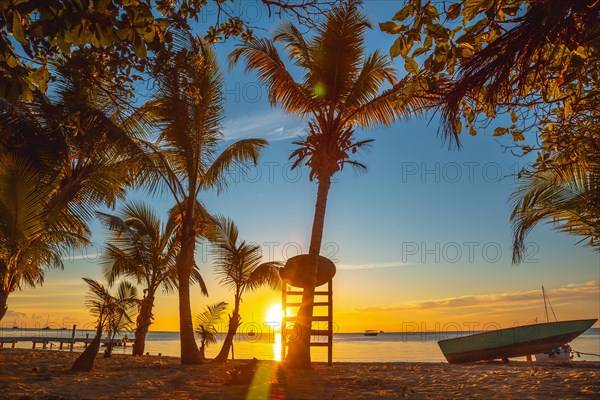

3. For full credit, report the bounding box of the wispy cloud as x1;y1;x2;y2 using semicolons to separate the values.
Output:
337;261;409;271
223;111;306;142
355;281;599;315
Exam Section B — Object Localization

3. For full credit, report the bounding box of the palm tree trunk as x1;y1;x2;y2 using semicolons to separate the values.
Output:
213;294;241;363
132;294;155;356
176;232;203;365
0;288;9;322
286;175;332;368
72;323;103;372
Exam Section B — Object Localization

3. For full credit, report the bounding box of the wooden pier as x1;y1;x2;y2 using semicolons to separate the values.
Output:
0;325;124;351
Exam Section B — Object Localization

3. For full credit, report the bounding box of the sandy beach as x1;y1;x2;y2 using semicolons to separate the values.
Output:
1;349;599;399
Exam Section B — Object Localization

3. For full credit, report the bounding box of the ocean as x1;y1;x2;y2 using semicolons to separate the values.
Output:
1;328;599;363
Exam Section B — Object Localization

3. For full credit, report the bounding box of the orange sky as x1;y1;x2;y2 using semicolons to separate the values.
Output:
5;262;599;332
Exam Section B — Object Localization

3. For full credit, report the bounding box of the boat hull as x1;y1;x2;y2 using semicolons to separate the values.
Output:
438;319;597;364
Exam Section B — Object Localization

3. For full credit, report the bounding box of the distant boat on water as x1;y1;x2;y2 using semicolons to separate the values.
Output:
438;319;597;363
364;330;379;337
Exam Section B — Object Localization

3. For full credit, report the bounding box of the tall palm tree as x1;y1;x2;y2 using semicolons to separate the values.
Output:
209;216;281;363
71;278;138;372
229;0;428;366
195;301;228;360
97;201;208;356
143;35;267;364
0;53;150;322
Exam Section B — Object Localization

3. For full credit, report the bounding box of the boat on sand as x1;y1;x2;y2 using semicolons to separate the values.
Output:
438;319;597;363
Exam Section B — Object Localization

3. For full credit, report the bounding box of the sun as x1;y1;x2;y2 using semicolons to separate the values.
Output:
265;304;284;325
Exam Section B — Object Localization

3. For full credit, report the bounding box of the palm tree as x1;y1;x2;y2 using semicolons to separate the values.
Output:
209;216;281;363
143;35;267;364
195;301;228;360
0;54;150;322
511;162;600;263
0;154;89;321
97;201;208;356
71;278;138;371
229;0;428;366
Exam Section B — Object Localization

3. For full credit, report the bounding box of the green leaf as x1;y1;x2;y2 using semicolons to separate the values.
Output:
30;66;50;93
96;23;114;46
456;43;474;58
390;37;406;58
412;46;430;57
93;0;111;12
493;127;509;136
426;23;449;41
404;57;419;74
379;21;398;34
447;4;461;20
6;54;18;68
133;34;147;58
12;11;27;44
116;28;133;41
392;5;413;21
511;130;524;141
463;0;492;20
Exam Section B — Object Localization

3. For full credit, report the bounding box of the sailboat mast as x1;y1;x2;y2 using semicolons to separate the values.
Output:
542;286;549;323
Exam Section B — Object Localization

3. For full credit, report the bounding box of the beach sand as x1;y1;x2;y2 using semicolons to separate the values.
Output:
0;349;598;399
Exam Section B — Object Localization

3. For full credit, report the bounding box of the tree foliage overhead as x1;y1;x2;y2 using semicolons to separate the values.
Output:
381;0;599;142
382;0;599;256
0;55;149;321
0;0;334;103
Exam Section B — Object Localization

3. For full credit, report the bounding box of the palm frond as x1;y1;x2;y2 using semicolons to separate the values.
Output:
201;139;267;194
229;39;314;115
511;162;600;263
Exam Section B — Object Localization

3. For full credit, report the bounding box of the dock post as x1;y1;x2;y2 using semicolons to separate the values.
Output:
0;342;3;349
42;341;47;349
59;342;63;350
70;324;76;352
32;342;36;349
11;341;15;348
526;355;532;362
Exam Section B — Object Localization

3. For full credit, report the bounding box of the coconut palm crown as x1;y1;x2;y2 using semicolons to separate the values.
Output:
230;0;428;366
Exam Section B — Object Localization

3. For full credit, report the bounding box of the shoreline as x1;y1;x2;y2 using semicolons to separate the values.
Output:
1;349;599;399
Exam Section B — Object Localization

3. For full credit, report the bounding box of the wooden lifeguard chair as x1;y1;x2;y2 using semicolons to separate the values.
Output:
279;255;335;365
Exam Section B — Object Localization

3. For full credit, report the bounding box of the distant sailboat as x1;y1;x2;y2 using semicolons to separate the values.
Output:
364;330;379;337
11;319;18;329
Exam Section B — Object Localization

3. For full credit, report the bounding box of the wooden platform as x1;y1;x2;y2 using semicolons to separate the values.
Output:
0;336;123;350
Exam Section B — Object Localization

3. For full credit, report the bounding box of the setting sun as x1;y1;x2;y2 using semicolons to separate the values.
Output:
265;304;284;326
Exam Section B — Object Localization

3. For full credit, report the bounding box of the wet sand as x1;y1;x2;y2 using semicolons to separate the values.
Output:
0;349;598;399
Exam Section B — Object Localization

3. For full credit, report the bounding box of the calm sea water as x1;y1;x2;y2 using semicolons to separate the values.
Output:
2;328;599;363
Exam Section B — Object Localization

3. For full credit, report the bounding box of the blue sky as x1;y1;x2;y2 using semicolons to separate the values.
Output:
6;1;599;332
